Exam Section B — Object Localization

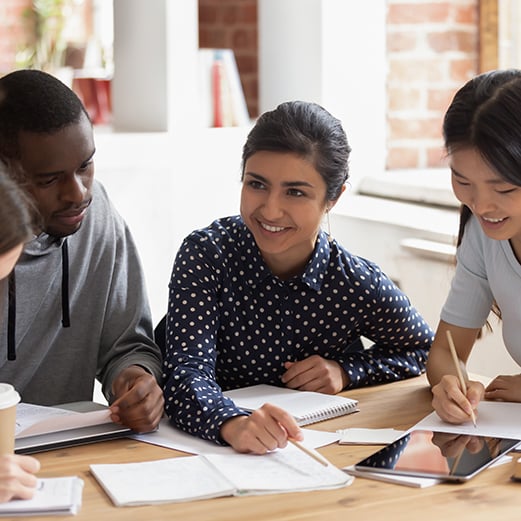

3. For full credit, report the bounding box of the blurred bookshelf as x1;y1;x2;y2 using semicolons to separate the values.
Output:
198;48;250;128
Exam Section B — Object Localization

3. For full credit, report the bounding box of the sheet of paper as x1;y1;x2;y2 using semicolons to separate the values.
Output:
132;418;340;454
412;401;521;440
16;403;111;438
337;428;405;445
0;477;83;516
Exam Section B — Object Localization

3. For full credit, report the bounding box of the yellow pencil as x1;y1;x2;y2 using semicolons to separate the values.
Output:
289;438;329;467
446;329;477;428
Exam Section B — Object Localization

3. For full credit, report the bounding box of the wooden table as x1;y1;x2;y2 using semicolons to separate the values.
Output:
13;375;521;520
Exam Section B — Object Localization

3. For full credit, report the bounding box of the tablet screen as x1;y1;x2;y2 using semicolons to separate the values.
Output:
354;429;520;482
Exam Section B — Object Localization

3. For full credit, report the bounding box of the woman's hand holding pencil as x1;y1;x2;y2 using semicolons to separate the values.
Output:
430;330;484;425
446;330;477;427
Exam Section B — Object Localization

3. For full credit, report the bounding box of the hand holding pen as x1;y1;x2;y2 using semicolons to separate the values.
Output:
446;330;477;427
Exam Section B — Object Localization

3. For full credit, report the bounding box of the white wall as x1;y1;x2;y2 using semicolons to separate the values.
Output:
258;0;387;192
330;195;520;379
94;127;250;325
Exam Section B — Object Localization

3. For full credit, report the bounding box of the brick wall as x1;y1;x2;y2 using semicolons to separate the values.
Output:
386;0;479;169
198;0;258;118
0;0;480;170
199;0;479;169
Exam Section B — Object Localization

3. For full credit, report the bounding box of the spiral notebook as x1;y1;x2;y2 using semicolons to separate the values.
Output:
225;384;359;426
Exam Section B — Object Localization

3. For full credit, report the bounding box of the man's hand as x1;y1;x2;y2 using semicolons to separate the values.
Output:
109;365;164;433
281;355;348;394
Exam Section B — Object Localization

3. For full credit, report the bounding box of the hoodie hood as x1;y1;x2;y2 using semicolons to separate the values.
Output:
24;232;65;257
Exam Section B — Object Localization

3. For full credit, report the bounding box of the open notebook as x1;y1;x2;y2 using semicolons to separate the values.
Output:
224;384;359;426
90;445;352;506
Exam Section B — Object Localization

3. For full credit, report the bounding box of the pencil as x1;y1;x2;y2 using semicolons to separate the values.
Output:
289;438;329;467
446;330;477;428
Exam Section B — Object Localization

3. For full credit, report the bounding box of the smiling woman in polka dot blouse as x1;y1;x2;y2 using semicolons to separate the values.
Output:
163;101;434;454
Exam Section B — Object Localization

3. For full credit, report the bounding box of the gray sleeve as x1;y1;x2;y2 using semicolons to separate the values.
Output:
94;198;162;402
440;217;493;329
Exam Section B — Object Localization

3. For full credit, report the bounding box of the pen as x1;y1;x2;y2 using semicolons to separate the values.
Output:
289;438;329;467
446;330;477;428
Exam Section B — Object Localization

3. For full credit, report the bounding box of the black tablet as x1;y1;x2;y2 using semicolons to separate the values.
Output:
354;429;520;482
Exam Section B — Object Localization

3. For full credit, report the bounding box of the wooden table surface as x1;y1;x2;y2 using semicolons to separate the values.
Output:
10;375;521;521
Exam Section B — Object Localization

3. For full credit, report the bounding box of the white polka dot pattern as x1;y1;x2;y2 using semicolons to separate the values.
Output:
162;216;433;443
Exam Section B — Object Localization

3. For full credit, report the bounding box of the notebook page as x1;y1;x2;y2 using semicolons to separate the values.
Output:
16;403;111;438
225;384;358;425
90;456;235;506
204;444;352;495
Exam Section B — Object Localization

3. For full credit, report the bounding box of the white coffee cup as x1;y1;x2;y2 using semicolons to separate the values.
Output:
0;383;21;454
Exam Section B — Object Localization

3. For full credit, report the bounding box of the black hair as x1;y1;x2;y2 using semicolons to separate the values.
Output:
443;69;521;246
0;69;91;161
241;101;351;201
442;70;521;325
0;168;33;254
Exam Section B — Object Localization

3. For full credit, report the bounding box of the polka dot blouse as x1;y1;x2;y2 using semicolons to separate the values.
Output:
163;216;433;443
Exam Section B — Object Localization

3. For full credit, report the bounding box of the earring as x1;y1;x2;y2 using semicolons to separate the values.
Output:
326;208;333;243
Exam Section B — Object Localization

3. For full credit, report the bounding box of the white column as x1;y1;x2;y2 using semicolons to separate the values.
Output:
112;0;198;132
258;0;387;188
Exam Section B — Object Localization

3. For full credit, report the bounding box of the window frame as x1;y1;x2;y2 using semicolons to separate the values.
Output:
480;0;498;71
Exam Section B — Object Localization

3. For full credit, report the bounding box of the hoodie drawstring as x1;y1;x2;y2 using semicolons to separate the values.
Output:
7;272;16;361
6;238;70;361
61;238;70;328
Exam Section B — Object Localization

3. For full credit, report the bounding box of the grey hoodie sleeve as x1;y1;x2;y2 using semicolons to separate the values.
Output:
89;183;163;402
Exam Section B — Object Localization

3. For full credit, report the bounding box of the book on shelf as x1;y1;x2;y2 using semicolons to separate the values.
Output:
90;445;352;506
224;384;359;426
15;402;131;454
198;48;250;128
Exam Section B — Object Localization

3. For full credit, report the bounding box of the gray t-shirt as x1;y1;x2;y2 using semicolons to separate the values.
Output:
441;215;521;365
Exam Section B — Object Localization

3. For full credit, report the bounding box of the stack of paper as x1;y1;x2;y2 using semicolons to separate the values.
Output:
0;477;83;517
337;428;404;445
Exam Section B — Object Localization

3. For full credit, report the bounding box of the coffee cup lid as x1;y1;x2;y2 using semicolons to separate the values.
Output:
0;383;21;409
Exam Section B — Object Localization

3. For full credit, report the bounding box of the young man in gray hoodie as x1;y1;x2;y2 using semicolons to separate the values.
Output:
0;69;164;433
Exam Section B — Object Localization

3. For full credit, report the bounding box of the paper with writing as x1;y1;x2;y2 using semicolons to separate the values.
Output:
90;444;352;506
